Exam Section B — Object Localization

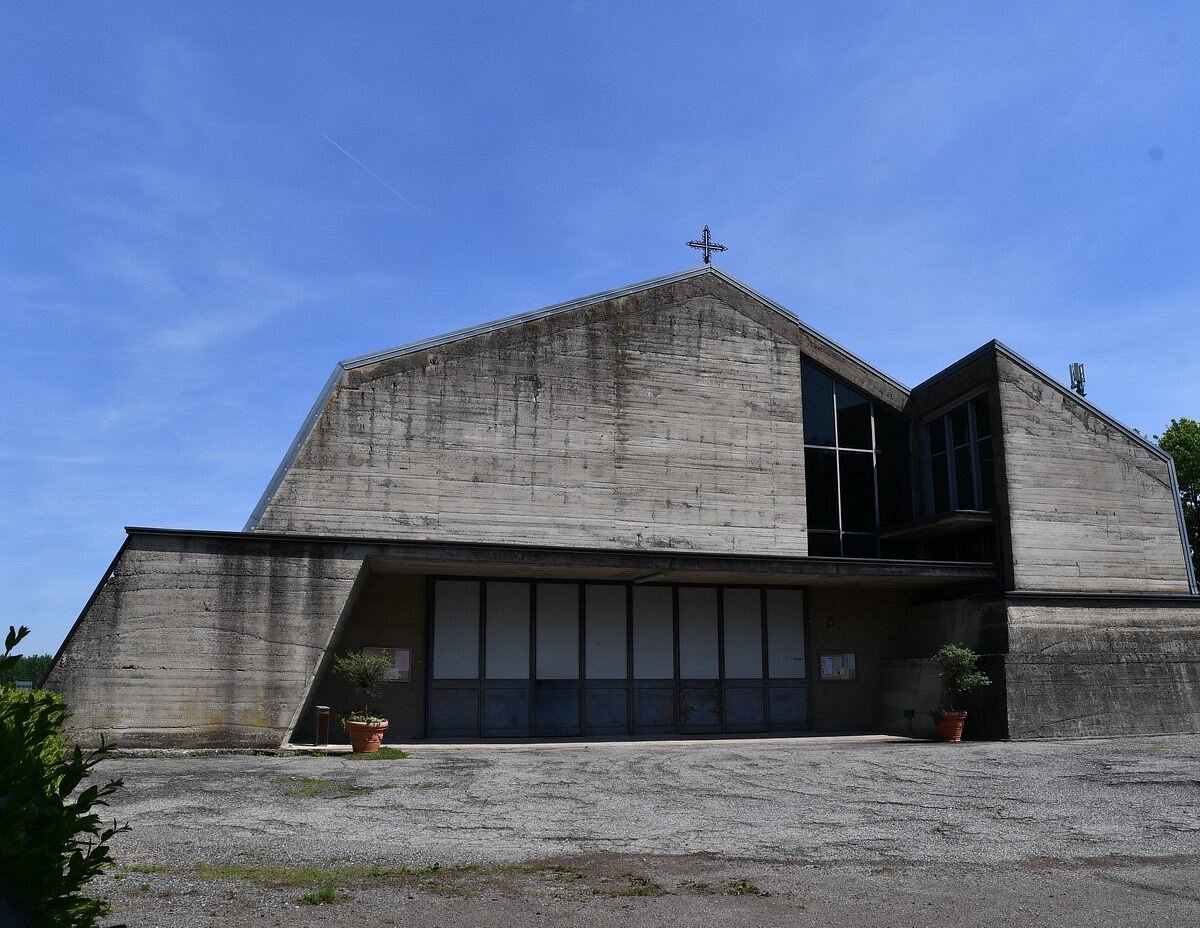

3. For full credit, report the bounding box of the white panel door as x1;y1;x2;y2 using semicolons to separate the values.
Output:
433;580;480;678
485;582;529;679
585;585;627;679
632;586;674;679
536;583;579;679
678;587;718;678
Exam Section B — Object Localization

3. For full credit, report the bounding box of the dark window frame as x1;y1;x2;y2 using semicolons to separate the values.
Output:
801;361;912;558
923;394;993;515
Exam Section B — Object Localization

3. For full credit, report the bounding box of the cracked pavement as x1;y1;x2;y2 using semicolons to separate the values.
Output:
94;734;1200;926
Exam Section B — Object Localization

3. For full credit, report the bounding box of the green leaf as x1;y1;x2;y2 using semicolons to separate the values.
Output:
1;627;128;927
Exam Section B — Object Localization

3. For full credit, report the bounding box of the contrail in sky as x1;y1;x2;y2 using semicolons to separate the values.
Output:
322;133;425;216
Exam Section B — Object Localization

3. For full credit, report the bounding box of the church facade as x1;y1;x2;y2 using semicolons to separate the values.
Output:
46;266;1200;746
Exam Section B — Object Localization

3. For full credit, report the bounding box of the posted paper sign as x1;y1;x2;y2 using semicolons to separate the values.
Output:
365;647;412;682
819;651;857;681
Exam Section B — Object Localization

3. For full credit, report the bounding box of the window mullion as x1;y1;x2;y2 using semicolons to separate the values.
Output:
832;390;843;553
870;403;880;554
944;417;957;511
967;401;982;510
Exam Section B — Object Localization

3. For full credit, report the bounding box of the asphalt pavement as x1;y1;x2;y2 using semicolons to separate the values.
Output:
91;733;1200;926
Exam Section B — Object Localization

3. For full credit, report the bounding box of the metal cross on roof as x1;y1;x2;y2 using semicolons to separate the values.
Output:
687;226;728;264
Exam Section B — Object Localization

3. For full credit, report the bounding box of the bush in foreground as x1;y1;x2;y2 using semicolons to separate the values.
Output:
0;625;128;927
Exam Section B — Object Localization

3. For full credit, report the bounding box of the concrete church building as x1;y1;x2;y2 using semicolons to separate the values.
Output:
47;266;1200;747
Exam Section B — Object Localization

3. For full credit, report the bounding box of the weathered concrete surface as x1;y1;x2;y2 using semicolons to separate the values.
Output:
46;272;1200;751
996;353;1191;593
93;735;1200;927
46;532;367;749
46;530;1001;748
1006;599;1200;738
254;274;905;554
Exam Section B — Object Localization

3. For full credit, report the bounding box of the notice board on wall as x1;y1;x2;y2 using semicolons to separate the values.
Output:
365;647;412;683
819;651;857;681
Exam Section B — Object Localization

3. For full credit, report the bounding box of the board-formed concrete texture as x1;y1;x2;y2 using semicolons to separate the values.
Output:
50;532;367;748
45;265;1200;746
250;273;906;552
1004;596;1200;737
996;352;1191;593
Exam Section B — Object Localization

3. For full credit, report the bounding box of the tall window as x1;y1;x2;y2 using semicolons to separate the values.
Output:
802;362;912;558
925;395;994;514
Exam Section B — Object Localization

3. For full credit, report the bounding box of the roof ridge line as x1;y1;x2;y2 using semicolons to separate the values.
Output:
341;265;717;370
244;265;910;530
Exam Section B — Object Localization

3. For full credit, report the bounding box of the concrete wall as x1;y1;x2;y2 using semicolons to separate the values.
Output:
877;659;943;739
996;354;1191;593
805;588;909;733
1005;598;1200;738
877;597;1009;739
48;529;1200;744
253;275;905;555
803;589;1008;739
46;533;366;749
301;570;428;742
49;272;1200;746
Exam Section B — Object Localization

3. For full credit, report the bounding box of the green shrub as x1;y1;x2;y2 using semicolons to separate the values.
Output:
931;643;991;712
332;650;393;722
1;686;67;767
0;625;129;927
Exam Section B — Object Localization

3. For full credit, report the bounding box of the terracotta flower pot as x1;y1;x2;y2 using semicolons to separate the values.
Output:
933;711;967;742
344;719;388;753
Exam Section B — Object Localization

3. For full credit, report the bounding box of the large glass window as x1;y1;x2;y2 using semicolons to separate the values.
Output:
925;395;994;514
801;361;913;557
801;364;836;446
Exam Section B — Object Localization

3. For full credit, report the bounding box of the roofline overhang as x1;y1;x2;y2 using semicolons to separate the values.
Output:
913;339;1166;463
128;525;996;585
1003;589;1200;606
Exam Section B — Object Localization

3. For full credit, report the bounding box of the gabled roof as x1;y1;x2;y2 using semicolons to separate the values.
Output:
244;265;907;531
339;265;908;391
241;264;1199;596
914;339;1197;596
914;339;1173;464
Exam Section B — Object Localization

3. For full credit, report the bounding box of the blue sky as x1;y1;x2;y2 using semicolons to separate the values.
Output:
2;3;1197;655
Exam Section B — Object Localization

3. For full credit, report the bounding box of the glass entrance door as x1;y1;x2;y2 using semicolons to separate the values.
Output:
429;579;808;738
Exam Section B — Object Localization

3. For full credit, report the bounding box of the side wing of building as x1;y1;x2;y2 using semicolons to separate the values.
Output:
909;343;1199;738
47;532;367;748
995;350;1192;593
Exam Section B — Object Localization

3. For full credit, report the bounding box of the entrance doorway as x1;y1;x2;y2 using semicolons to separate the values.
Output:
429;579;808;738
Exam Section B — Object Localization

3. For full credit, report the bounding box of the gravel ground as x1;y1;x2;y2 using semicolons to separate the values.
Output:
91;734;1200;926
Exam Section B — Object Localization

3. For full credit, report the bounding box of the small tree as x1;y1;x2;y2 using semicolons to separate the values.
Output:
931;643;991;713
332;650;393;722
1158;417;1200;577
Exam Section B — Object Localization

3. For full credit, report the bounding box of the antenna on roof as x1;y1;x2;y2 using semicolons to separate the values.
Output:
1069;362;1086;397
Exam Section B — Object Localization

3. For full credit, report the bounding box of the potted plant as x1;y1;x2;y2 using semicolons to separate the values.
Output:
930;643;991;742
332;650;394;753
